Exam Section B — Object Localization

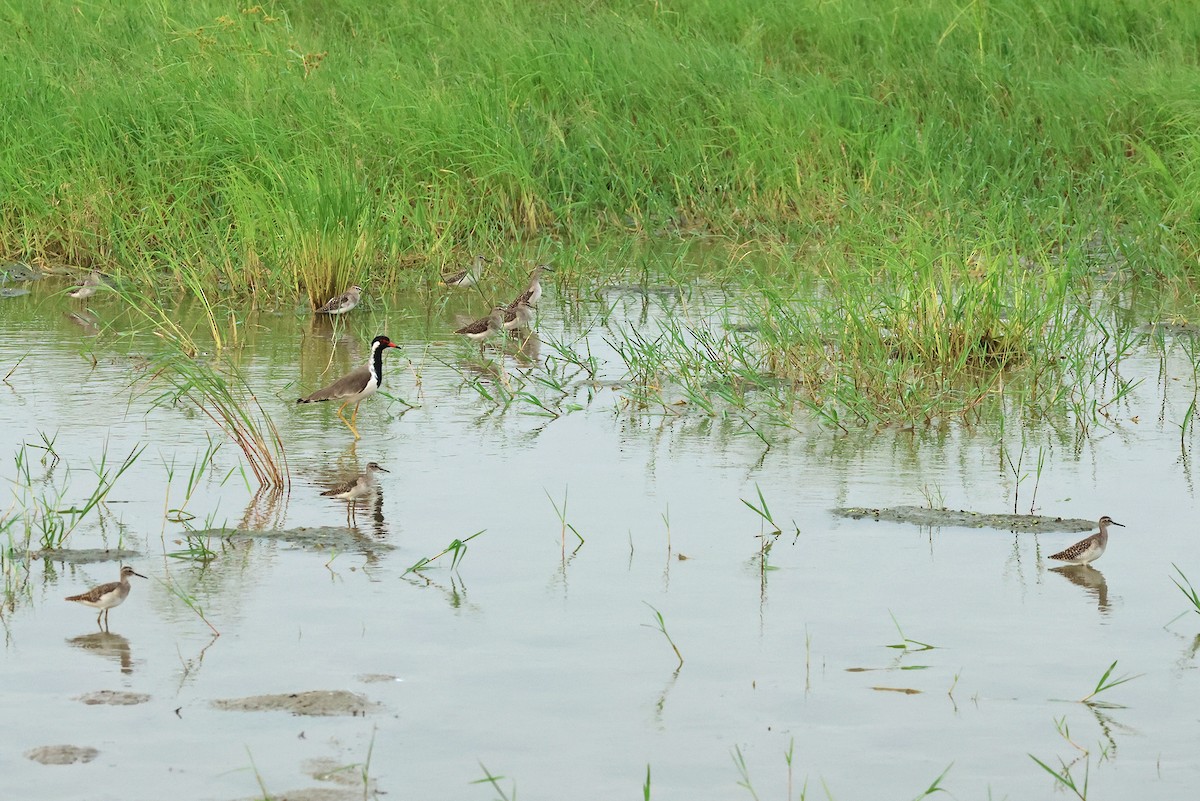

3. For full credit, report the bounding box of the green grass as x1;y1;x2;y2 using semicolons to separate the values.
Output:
7;0;1200;426
3;0;1200;301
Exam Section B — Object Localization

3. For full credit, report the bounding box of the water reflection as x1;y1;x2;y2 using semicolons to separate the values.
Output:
63;310;100;337
1050;564;1111;614
67;631;134;674
239;487;289;530
402;573;478;612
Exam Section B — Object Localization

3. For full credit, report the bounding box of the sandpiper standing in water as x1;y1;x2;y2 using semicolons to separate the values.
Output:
1049;515;1124;565
68;271;104;299
315;284;363;315
322;462;389;524
510;264;553;308
502;297;535;333
455;307;506;354
65;566;147;630
442;255;488;288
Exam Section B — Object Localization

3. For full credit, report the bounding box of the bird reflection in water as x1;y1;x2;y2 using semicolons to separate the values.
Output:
1050;564;1111;614
67;631;134;675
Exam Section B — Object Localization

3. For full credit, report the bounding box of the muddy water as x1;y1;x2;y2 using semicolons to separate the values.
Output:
1;276;1198;800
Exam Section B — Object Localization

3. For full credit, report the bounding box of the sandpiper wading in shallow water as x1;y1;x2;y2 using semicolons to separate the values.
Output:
455;307;506;353
68;271;104;299
502;297;534;331
442;255;488;288
322;462;390;502
322;462;389;523
315;284;363;315
1049;515;1124;566
65;565;147;630
297;335;400;440
510;264;553;308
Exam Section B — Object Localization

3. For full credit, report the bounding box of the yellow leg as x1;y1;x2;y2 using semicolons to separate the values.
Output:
348;402;361;439
335;401;361;440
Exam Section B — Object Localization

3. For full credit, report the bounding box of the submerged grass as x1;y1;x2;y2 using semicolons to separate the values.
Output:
4;0;1200;300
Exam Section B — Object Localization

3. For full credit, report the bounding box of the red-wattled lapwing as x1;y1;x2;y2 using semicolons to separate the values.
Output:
455;307;506;354
315;284;363;315
1049;515;1125;565
322;462;389;525
65;565;147;630
441;255;488;288
510;264;554;307
297;335;399;439
68;271;104;299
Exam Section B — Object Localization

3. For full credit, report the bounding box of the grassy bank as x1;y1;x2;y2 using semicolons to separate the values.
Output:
2;0;1200;303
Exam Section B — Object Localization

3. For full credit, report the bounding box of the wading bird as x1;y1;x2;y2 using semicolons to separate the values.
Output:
1049;516;1125;565
455;307;506;353
441;255;488;288
315;284;363;315
322;462;390;524
297;335;400;439
65;566;147;630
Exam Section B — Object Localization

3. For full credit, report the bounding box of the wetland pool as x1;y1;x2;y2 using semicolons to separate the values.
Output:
1;274;1199;800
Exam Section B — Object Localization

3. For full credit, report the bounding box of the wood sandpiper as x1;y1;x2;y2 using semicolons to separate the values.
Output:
315;284;363;315
68;271;104;299
442;255;488;288
510;264;553;308
455;307;506;352
1049;515;1124;565
65;565;147;630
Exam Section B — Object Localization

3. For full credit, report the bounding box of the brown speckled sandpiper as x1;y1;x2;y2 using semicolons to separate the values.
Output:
502;297;534;332
65;566;147;630
442;255;488;288
455;307;506;352
1049;516;1124;565
68;271;104;299
297;335;400;439
510;264;553;307
315;284;363;315
322;462;389;501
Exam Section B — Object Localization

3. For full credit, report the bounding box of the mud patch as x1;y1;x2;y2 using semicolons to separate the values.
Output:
201;527;394;556
28;548;141;565
76;690;150;706
25;745;98;765
356;673;402;684
834;506;1097;533
212;690;376;717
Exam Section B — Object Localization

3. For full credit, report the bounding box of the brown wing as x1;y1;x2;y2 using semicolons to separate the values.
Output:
441;269;468;285
321;478;358;497
315;291;351;313
455;315;492;335
298;366;371;403
1049;534;1096;561
66;580;120;603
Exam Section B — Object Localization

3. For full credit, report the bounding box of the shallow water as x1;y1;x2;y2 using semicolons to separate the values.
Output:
2;276;1199;800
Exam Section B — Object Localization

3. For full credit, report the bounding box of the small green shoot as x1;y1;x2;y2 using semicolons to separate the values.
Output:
732;745;760;801
404;530;487;575
1029;753;1088;800
472;762;516;801
885;611;937;652
546;487;584;549
643;602;684;669
1079;660;1141;706
741;484;780;534
1170;564;1200;616
911;763;953;799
